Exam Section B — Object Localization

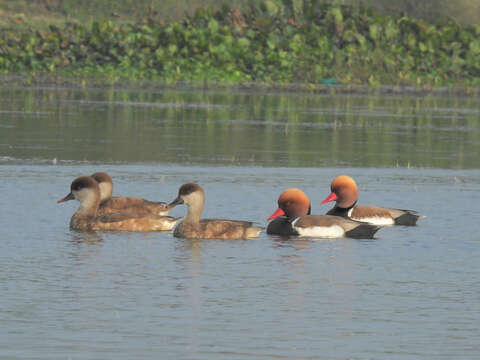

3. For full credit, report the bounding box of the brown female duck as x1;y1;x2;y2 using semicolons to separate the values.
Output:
168;183;263;239
58;176;180;231
90;172;170;216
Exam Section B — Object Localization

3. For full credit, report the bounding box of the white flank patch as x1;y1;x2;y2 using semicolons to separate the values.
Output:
292;223;345;238
351;216;394;225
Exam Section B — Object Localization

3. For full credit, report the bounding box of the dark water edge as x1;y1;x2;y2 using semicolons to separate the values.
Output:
1;74;479;97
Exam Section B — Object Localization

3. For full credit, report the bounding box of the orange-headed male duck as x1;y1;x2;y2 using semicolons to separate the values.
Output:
321;175;423;226
168;183;263;239
58;176;181;231
90;172;170;216
268;188;380;239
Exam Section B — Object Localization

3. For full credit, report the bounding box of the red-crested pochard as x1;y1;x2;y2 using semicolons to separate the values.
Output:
168;183;263;239
268;188;380;238
91;172;170;216
321;175;423;226
58;176;180;231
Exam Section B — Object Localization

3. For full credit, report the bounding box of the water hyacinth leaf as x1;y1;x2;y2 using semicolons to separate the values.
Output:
369;23;380;41
385;21;399;40
168;44;177;55
237;37;250;49
264;1;280;16
208;19;219;33
0;2;477;88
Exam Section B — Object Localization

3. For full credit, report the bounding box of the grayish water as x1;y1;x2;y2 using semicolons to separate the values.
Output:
1;86;480;359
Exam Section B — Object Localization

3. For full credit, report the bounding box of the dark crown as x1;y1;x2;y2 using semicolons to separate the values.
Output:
179;183;202;196
91;172;112;184
71;176;97;191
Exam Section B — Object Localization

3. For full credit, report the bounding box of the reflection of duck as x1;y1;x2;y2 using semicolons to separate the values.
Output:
169;183;263;239
91;172;170;216
321;176;423;226
58;176;180;231
268;188;380;238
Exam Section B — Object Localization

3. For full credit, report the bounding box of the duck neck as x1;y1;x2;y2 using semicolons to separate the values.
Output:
75;195;99;218
336;200;357;212
184;196;204;224
98;182;113;202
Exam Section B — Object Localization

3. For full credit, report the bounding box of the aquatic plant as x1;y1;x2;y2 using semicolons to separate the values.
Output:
0;1;478;87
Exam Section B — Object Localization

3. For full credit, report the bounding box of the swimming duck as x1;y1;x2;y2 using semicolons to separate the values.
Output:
321;175;423;226
268;188;380;238
168;183;263;239
58;176;180;231
90;172;170;216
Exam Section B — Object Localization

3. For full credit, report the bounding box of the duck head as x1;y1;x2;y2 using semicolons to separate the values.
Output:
169;183;205;222
321;175;358;208
58;176;101;212
268;188;311;221
90;172;113;202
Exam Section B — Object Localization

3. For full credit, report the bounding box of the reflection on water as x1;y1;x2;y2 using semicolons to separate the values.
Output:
1;86;479;168
70;229;104;244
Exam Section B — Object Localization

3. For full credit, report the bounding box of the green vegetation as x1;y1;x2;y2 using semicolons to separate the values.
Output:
0;0;479;88
1;0;478;28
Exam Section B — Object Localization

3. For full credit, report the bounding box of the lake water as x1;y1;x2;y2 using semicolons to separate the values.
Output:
1;85;480;359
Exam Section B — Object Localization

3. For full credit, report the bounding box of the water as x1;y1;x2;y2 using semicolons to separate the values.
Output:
1;86;480;359
1;86;479;168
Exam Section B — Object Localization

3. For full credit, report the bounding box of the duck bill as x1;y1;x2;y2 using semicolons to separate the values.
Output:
321;192;338;205
57;192;74;203
168;196;184;207
267;208;285;221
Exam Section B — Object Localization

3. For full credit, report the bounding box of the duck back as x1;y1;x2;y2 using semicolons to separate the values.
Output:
70;212;180;231
174;219;262;239
98;197;170;216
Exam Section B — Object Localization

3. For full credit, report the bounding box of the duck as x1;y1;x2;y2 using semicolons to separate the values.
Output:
90;172;170;216
168;183;263;239
58;176;181;231
321;175;423;226
267;188;380;238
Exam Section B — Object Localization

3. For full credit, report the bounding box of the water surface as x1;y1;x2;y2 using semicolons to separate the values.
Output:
1;86;480;359
1;86;479;168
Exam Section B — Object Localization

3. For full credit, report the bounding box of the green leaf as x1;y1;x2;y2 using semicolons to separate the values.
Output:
208;19;219;33
369;24;380;41
168;44;177;55
237;37;250;49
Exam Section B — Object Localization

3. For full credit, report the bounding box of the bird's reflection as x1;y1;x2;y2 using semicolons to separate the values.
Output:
70;229;104;245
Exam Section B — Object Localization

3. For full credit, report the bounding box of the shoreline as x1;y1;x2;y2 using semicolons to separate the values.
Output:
1;74;479;97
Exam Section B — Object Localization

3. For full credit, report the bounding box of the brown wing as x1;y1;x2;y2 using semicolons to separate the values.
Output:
95;213;179;231
203;218;254;227
174;219;262;239
352;206;422;225
99;197;169;215
294;215;350;229
294;215;380;238
351;206;393;219
96;212;151;223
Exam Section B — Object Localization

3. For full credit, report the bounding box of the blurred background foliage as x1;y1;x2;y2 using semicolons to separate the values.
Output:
0;0;478;87
0;0;478;29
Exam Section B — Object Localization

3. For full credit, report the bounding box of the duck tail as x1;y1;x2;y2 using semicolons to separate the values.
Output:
345;223;381;239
